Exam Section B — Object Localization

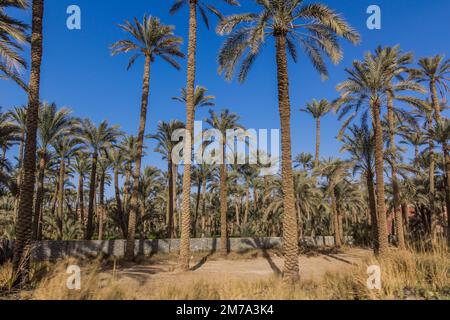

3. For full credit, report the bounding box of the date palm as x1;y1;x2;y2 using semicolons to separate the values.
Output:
172;85;216;110
301;99;331;168
106;146;125;235
148;120;185;238
206;109;241;255
0;0;28;91
111;15;184;260
73;152;90;225
217;0;360;283
52;136;82;239
170;0;239;270
13;0;45;285
340;118;379;253
77;119;121;240
33;103;73;240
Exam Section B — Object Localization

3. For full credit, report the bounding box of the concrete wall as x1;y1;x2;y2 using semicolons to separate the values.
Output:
4;236;354;261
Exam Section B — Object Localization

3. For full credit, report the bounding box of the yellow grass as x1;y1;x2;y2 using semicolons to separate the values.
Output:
0;246;448;300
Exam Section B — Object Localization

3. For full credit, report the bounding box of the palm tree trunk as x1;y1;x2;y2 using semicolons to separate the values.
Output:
330;191;342;247
387;93;405;249
371;101;389;257
125;55;151;261
13;132;25;221
219;147;228;256
78;174;85;224
85;153;98;240
193;178;201;238
314;118;321;168
275;34;299;283
32;151;45;240
244;181;250;225
13;0;44;285
430;80;441;123
113;168;122;217
442;142;450;246
98;171;105;240
57;158;65;239
427;112;436;239
167;159;174;238
178;0;197;270
367;171;379;254
123;162;131;212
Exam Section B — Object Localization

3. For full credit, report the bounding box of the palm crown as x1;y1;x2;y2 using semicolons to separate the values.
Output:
217;0;360;82
111;15;185;70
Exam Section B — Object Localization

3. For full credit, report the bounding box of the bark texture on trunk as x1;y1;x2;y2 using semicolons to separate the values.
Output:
13;0;44;285
57;158;65;239
314;118;321;168
125;56;151;261
85;153;98;240
367;171;379;254
371;101;389;257
219;144;228;256
32;152;45;240
275;34;299;283
178;1;197;270
167;160;174;238
98;171;105;240
387;93;405;249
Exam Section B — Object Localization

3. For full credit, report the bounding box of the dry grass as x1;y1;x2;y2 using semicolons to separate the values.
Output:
0;246;448;300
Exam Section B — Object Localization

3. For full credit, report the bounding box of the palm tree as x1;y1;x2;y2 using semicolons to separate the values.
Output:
97;155;112;240
340;119;379;253
73;152;90;225
148;120;185;238
301;99;331;168
106;146;125;233
77;119;120;240
206;109;241;255
111;15;184;260
0;0;28;91
0;111;19;161
52;136;82;239
32;104;73;240
170;0;239;271
430;119;450;245
412;55;449;123
13;0;45;285
172;85;216;110
374;45;421;249
217;0;360;283
120;135;138;213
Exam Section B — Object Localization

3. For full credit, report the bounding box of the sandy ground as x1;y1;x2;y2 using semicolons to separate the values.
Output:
105;248;371;292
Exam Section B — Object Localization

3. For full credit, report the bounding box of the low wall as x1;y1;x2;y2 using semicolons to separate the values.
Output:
4;236;354;261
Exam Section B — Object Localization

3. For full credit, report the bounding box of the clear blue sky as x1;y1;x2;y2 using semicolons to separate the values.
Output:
2;0;450;172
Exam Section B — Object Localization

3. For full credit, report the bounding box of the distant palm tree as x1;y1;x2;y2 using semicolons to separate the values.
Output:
429;119;450;245
412;55;449;123
52;136;83;239
106;146;125;235
148;120;185;238
206;109;241;255
33;103;73;240
170;0;239;271
172;85;216;110
13;0;45;285
301;99;331;168
77;119;120;240
73;152;90;225
0;0;28;91
217;0;360;283
111;15;184;260
97;155;112;240
340;119;379;253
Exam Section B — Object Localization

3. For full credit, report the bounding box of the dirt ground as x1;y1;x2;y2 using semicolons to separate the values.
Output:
104;247;371;294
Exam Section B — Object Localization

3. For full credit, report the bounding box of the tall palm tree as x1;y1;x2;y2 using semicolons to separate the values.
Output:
13;0;45;285
170;0;239;271
301;99;331;168
374;45;421;249
206;109;241;256
111;15;184;260
0;0;28;91
32;103;73;240
148;120;185;238
217;0;360;282
77;119;120;240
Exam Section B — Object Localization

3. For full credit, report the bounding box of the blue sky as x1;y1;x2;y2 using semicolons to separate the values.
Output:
2;0;450;173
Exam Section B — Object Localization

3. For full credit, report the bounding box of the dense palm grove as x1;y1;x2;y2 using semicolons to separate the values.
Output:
0;0;449;286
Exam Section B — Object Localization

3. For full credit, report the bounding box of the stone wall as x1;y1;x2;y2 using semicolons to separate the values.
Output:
5;236;354;261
